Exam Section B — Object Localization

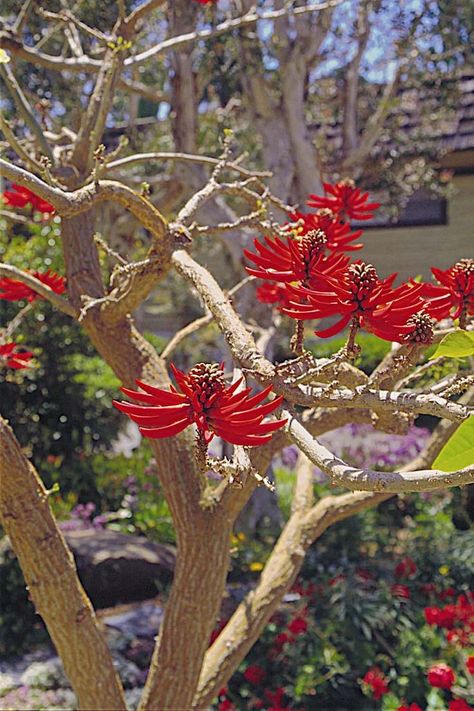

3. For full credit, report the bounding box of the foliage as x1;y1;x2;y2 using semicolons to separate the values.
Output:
0;538;49;657
433;419;474;473
0;219;122;489
217;502;474;711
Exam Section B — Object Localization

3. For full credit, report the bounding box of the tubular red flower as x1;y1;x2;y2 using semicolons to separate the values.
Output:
307;179;381;221
421;259;474;327
244;232;349;287
256;282;291;308
113;363;286;446
289;208;365;251
0;342;34;370
391;583;411;599
427;663;456;689
283;261;424;343
0;270;66;302
2;184;55;216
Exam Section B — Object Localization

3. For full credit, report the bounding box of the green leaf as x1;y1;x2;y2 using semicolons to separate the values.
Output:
433;330;474;359
433;417;474;471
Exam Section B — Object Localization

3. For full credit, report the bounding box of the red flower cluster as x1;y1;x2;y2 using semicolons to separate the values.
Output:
243;664;266;685
427;662;456;689
307;179;381;221
247;181;472;348
421;259;474;328
284;261;424;342
362;667;390;700
395;557;417;579
245;230;348;288
424;593;474;646
289;208;365;251
398;704;423;711
2;184;54;216
0;270;66;302
114;363;286;447
0;342;33;370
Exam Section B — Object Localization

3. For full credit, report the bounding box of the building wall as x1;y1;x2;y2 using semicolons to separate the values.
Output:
358;173;473;280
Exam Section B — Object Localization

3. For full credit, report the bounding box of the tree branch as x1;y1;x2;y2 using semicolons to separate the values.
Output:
105;151;271;179
285;409;474;493
0;264;76;317
0;62;54;161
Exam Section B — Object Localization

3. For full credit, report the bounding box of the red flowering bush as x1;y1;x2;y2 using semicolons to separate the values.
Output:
424;593;474;646
362;666;390;700
395;557;418;579
398;704;423;711
243;664;266;685
427;662;456;689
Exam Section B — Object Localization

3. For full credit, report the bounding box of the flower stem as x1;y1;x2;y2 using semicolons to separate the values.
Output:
346;318;361;360
290;320;305;355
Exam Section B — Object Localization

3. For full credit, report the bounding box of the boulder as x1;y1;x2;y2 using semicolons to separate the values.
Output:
64;529;175;608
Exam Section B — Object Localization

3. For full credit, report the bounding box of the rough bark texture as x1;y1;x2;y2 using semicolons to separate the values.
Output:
60;210;241;709
0;417;127;710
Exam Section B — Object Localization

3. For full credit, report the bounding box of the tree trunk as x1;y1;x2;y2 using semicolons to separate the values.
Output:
60;210;238;709
0;417;127;710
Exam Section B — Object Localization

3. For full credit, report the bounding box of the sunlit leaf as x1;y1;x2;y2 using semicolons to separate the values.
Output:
433;417;474;471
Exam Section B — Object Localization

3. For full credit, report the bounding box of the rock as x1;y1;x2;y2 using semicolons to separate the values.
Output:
64;529;175;608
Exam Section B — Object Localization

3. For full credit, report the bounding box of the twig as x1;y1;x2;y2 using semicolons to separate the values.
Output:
0;115;44;174
125;0;344;67
2;302;34;340
0;63;54;162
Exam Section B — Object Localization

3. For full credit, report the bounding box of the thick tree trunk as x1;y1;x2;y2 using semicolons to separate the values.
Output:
0;417;127;710
59;210;238;709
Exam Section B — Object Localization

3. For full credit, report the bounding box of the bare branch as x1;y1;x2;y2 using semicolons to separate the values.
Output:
0;264;76;317
0;115;44;173
161;276;253;360
12;0;34;34
105;152;271;179
124;0;167;34
0;160;168;239
285;410;474;493
125;0;344;67
0;62;54;161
